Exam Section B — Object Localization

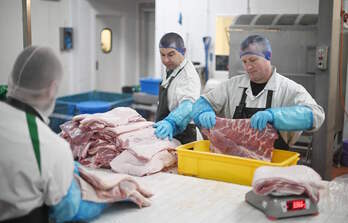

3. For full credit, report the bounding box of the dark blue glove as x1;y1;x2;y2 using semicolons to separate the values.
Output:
198;111;216;129
250;110;273;131
153;120;174;140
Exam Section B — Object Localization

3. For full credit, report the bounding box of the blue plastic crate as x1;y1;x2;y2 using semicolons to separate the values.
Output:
140;77;162;95
49;91;133;133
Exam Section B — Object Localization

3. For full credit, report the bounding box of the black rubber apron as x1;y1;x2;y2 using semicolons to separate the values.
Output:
155;66;196;144
1;98;49;223
233;88;289;150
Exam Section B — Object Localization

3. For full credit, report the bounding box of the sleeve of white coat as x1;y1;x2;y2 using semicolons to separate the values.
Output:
202;81;229;114
40;125;75;206
174;69;201;105
282;83;325;132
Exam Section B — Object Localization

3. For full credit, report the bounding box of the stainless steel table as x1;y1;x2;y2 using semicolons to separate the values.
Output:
91;173;347;223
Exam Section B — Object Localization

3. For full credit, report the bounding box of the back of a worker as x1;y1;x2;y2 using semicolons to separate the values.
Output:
0;46;75;222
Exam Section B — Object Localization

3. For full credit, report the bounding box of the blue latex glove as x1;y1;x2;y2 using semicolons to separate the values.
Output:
191;97;216;128
251;106;313;131
166;100;193;135
50;162;108;222
72;201;108;221
267;105;313;131
250;110;273;131
153;120;174;140
198;111;216;129
49;179;82;223
73;161;80;175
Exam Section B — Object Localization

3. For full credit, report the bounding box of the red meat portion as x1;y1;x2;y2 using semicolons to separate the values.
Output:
202;117;278;161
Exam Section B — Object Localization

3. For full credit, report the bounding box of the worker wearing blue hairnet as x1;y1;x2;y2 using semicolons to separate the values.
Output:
191;35;325;149
0;46;111;222
153;32;201;144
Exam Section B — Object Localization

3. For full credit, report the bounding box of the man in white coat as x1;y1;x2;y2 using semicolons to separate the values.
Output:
192;35;325;149
153;32;201;144
0;46;106;222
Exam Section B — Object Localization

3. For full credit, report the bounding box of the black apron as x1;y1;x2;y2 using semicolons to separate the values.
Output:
155;67;196;144
232;88;289;150
1;98;49;223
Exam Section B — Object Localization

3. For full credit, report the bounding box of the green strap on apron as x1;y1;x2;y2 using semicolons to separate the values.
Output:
0;85;8;100
26;113;42;174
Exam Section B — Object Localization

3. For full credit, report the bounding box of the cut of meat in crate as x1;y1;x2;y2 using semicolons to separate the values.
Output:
201;117;278;162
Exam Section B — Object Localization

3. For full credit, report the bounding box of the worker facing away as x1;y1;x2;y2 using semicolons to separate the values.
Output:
192;34;325;149
0;46;107;222
153;32;201;144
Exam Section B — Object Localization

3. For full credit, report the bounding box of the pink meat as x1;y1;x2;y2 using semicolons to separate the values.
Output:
110;150;177;176
202;117;278;161
60;107;180;174
75;165;153;207
252;165;325;203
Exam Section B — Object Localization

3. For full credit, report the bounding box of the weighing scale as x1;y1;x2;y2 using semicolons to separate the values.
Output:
245;190;318;220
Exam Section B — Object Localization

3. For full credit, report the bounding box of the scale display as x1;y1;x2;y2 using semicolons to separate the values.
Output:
245;190;318;219
287;199;306;211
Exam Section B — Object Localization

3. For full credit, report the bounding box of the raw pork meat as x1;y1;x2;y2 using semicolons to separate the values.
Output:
60;107;180;174
75;165;153;207
202;117;278;161
252;165;326;203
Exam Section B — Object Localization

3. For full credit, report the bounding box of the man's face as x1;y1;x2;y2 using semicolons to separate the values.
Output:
160;48;185;70
241;54;272;83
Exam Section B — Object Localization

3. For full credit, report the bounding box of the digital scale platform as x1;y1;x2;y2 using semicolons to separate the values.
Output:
245;190;318;220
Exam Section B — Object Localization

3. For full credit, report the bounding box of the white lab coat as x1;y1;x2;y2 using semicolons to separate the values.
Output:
203;67;325;146
0;102;74;220
161;58;201;111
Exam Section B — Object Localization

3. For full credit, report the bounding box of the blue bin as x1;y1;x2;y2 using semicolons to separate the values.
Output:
76;101;111;114
49;91;133;133
140;77;162;95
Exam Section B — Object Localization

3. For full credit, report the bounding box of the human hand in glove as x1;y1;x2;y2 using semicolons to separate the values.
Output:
153;120;174;140
198;111;216;129
250;110;273;131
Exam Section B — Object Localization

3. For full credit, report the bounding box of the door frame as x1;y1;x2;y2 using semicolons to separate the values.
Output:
135;1;155;82
93;13;126;91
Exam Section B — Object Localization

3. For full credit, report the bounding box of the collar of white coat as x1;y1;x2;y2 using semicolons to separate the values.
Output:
238;66;278;92
161;58;188;88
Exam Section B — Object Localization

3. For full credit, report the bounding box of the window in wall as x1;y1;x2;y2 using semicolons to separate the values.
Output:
100;28;112;53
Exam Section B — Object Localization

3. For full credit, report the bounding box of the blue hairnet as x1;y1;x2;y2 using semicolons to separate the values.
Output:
240;35;272;60
159;32;185;55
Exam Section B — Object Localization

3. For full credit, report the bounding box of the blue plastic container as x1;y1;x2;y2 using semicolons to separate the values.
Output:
49;91;133;133
76;101;111;114
140;77;162;95
342;140;348;167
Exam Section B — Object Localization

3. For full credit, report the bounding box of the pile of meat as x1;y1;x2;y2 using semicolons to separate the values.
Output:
60;107;180;176
252;165;325;203
202;117;278;161
75;164;153;207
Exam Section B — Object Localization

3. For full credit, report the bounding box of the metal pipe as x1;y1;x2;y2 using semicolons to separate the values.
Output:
22;0;31;48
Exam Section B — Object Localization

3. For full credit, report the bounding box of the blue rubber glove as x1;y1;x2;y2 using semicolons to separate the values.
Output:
166;100;193;135
72;201;108;221
191;97;216;128
49;179;82;223
251;106;313;131
50;162;108;222
267;105;313;131
153;120;174;140
198;111;216;129
250;110;273;131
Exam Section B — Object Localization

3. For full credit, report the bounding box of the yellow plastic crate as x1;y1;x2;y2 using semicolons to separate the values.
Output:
177;140;299;186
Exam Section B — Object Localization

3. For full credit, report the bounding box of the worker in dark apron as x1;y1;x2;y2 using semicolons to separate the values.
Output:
191;35;325;149
153;32;201;144
0;46;108;222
